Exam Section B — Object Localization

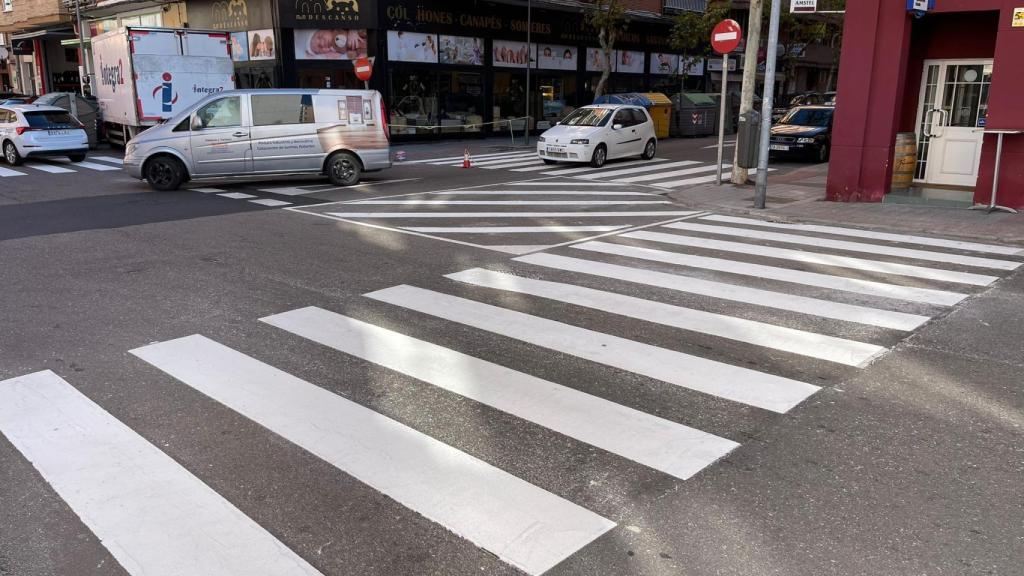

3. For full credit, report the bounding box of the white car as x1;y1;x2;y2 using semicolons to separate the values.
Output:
0;104;89;166
537;104;657;168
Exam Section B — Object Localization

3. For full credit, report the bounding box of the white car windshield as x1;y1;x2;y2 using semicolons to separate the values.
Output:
560;108;612;127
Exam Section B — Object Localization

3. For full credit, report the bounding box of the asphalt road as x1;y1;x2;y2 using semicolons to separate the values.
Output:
1;138;1021;576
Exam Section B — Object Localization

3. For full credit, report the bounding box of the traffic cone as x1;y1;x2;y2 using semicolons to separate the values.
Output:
462;148;472;169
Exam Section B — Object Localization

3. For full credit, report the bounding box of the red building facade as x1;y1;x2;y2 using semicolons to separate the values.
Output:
827;0;1024;209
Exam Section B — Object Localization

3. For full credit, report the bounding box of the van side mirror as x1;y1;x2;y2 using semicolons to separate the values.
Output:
612;123;623;130
191;115;203;131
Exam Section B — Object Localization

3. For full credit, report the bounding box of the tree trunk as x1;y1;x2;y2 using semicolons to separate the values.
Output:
594;28;612;99
732;0;764;185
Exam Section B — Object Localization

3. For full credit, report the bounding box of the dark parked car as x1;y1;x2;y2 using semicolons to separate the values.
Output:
771;92;823;122
823;91;837;107
768;105;834;163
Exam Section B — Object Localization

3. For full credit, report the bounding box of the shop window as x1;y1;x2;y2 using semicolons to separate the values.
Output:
236;67;277;89
533;74;577;127
493;71;528;130
3;0;12;13
437;71;484;133
252;94;315;126
389;69;438;135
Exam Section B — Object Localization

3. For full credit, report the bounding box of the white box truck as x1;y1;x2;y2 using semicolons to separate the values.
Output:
91;26;235;146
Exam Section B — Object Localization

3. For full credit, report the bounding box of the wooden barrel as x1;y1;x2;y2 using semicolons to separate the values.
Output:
892;132;918;191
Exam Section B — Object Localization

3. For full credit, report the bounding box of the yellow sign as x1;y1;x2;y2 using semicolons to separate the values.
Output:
1014;8;1024;28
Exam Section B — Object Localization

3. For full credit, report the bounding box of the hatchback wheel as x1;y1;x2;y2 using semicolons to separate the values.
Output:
145;155;185;191
590;144;607;168
542;158;558;165
3;141;22;166
69;153;86;162
642;139;657;160
327;152;361;186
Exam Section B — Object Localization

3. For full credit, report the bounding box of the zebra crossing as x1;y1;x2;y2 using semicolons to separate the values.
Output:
0;154;123;177
2;215;1021;575
406;149;772;188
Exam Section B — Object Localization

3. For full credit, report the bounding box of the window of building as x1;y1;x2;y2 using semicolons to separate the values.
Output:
251;94;315;126
389;69;438;135
2;0;12;13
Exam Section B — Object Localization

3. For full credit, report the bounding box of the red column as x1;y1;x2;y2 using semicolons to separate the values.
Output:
826;1;912;202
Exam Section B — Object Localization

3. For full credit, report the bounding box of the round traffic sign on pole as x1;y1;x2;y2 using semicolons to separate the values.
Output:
354;57;373;82
711;19;743;55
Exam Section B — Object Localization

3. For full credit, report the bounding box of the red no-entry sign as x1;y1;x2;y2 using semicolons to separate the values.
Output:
711;19;743;55
354;57;373;82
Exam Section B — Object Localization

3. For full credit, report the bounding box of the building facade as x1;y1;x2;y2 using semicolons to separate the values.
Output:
828;0;1024;210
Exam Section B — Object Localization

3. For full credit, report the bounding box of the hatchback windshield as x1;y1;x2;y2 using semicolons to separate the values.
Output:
560;107;612;127
779;108;832;127
24;110;77;129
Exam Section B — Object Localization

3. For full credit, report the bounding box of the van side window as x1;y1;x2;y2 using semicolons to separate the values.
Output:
195;97;241;129
173;117;190;132
251;94;315;126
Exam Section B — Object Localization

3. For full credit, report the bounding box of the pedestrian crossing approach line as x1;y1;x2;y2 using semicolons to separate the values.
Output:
326;211;701;219
625;230;999;286
446;268;887;367
537;158;670;176
575;160;702;180
506;182;637;186
0;370;325;576
513;253;930;331
71;160;121;171
700;215;1024;256
402;225;630;233
91;155;125;165
261;307;738;480
365;285;821;413
571;241;968;307
656;169;773;188
0;166;26;177
664;222;1021;270
427;190;660;196
348;200;672;206
24;162;75;173
443;154;537;167
131;335;614;576
482;160;546;170
613;164;724;184
407;151;533;164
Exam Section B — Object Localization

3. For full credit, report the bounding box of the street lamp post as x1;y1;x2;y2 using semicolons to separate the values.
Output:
524;0;532;147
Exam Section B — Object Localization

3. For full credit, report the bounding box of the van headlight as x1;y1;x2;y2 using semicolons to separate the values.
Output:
797;137;817;144
570;139;589;145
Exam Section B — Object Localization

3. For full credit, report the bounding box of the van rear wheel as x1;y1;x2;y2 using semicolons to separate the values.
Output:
145;155;185;191
327;152;361;186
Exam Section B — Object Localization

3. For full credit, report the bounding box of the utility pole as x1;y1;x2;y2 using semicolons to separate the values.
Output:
732;0;764;185
753;0;782;208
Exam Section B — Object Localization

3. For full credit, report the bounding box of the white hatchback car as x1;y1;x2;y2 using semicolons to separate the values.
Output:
537;104;657;167
0;104;89;166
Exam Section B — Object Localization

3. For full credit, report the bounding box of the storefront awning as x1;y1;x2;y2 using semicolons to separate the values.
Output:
11;29;75;40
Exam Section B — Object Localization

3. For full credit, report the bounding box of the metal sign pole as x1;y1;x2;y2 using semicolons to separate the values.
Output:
716;53;729;185
753;0;782;209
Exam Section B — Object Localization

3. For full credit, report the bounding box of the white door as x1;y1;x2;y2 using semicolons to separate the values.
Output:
914;60;993;187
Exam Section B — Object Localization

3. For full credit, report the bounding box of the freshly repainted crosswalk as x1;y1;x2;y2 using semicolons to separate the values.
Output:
0;154;124;177
4;213;1021;576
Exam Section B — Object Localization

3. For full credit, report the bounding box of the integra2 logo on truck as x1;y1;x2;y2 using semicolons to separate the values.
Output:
99;59;125;91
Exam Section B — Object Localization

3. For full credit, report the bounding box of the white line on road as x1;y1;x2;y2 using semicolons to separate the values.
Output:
366;285;821;413
624;230;999;286
447;268;887;367
576;160;701;179
131;335;614;576
406;151;534;164
700;215;1024;256
427;190;658;196
189;187;226;193
702;142;736;149
23;162;74;173
536;158;670;176
481;159;545;169
72;160;121;171
402;225;629;233
0;166;26;177
572;241;967;306
257;186;320;196
325;211;699;218
652;169;773;188
249;198;293;207
613;164;723;184
262;307;738;480
505;182;641;186
442;154;537;167
515;252;930;331
218;192;258;200
348;200;671;206
664;222;1021;270
0;370;325;576
91;156;124;165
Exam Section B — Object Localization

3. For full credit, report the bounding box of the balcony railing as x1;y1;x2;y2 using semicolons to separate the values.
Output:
663;0;707;13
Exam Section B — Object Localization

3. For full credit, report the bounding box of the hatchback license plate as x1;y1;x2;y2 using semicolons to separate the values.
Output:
548;146;566;153
770;144;790;151
48;129;71;136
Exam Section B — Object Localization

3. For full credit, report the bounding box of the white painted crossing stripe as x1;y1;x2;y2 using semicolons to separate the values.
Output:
573;241;967;307
366;285;820;413
327;211;699;218
349;200;671;206
700;215;1024;256
447;268;887;367
402;225;629;233
249;198;293;206
514;252;930;331
576;160;701;179
428;190;658;196
443;154;538;167
257;186;319;196
505;182;636;186
0;370;324;576
0;166;26;177
508;162;575;172
486;245;555;254
664;222;1021;270
481;159;545;169
131;335;613;576
218;192;258;199
653;169;773;188
190;187;226;193
624;230;999;286
262;307;738;480
91;155;124;165
407;150;533;164
24;162;74;173
613;163;723;184
537;158;670;175
73;160;121;171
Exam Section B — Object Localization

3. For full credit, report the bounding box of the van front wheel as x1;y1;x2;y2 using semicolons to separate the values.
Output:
327;152;361;186
144;155;185;191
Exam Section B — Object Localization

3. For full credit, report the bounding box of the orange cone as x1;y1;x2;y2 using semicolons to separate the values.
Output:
462;148;472;168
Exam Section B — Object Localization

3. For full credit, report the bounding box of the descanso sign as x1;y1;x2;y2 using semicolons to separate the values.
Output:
100;59;125;91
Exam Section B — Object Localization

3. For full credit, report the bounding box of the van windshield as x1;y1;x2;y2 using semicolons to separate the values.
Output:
560;108;612;127
24;110;77;129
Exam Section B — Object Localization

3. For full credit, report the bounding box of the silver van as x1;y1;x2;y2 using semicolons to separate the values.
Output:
124;89;391;191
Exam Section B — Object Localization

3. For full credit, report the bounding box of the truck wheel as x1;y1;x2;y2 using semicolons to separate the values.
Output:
327;152;361;186
3;141;23;166
145;155;185;191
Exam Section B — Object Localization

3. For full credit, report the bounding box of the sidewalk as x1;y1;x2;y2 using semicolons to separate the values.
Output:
666;163;1024;246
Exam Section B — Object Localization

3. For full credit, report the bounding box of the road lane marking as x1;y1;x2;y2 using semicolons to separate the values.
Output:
571;241;967;306
505;182;640;186
402;225;629;233
481;160;545;169
218;192;258;200
624;231;998;286
439;153;538;167
0;370;324;576
406;151;535;164
91;156;124;165
365;285;821;413
262;307;738;480
700;215;1024;256
576;160;702;179
325;211;699;218
348;200;671;206
446;268;887;367
613;164;723;184
190;187;225;193
427;190;659;196
0;166;26;177
515;252;930;330
535;158;670;175
24;162;74;173
249;198;293;206
131;335;613;576
72;160;121;171
664;222;1021;270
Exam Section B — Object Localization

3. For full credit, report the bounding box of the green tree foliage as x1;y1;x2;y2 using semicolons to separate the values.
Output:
670;0;732;78
586;0;628;98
